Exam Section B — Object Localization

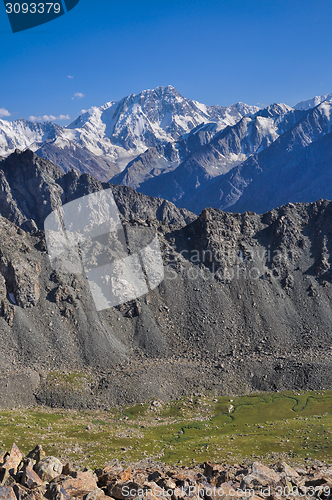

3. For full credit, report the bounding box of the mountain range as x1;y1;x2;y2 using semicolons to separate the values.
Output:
1;86;332;216
1;89;332;408
0;86;259;182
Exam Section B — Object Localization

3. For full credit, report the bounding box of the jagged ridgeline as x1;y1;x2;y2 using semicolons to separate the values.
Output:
0;86;259;185
1;87;332;217
0;150;332;408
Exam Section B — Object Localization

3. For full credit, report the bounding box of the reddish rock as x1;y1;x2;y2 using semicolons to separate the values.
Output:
204;463;225;477
0;486;16;500
26;446;45;464
47;483;70;500
204;482;262;500
3;444;22;474
54;470;98;499
21;467;45;489
13;484;32;500
108;481;140;500
120;468;131;482
278;462;299;478
25;491;46;500
145;481;172;499
251;462;280;484
156;477;176;490
61;465;72;477
98;465;127;488
172;486;186;500
84;488;108;500
0;444;23;485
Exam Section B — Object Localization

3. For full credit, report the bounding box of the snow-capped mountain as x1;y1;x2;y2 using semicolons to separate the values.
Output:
0;86;260;178
2;87;332;215
294;93;332;110
0;119;62;156
111;121;219;190
66;85;259;167
132;102;302;202
110;102;297;192
0;118;120;182
143;100;332;214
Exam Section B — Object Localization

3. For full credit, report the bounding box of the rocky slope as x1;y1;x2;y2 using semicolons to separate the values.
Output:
0;151;332;408
0;149;195;231
35;142;120;183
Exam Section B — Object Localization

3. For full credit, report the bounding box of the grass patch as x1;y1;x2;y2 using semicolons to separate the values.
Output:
46;371;93;389
0;390;332;468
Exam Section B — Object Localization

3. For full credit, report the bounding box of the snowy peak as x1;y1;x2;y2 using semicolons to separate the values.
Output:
223;101;261;122
294;93;332;110
0;118;78;157
0;119;57;155
67;86;260;157
4;87;332;186
0;86;260;175
255;103;294;119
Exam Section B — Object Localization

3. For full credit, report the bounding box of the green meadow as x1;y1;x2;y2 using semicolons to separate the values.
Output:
0;390;332;468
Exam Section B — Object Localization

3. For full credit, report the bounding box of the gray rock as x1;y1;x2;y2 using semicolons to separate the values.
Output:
34;458;63;482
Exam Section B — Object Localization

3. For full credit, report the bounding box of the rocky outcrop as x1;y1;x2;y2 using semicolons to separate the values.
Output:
0;150;195;230
1;443;332;500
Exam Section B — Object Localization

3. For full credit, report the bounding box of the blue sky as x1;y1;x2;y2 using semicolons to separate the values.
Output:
1;0;332;124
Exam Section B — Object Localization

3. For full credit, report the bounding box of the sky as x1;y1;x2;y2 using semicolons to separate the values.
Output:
1;0;332;125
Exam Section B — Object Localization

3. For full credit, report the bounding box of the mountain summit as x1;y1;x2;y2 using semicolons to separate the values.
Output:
0;86;259;179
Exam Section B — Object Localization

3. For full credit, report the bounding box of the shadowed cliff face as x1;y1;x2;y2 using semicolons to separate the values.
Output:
0;150;332;409
0;149;195;230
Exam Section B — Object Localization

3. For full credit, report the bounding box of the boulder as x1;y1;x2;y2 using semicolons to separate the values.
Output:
251;462;280;485
34;458;63;482
21;467;45;490
27;446;46;464
0;443;22;482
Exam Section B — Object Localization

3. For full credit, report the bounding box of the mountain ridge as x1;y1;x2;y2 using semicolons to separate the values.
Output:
2;89;332;220
0;86;260;180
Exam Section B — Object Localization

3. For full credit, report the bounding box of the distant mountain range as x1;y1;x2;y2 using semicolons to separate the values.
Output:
1;86;332;213
0;86;259;182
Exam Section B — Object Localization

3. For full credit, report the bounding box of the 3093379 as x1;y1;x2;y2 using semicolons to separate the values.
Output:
5;3;61;14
